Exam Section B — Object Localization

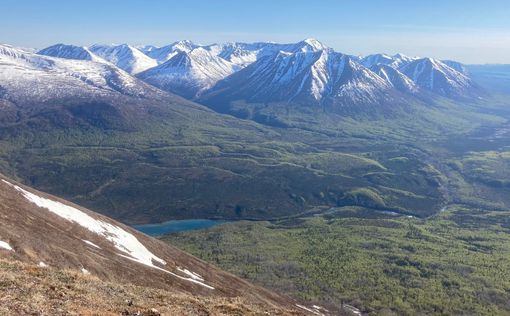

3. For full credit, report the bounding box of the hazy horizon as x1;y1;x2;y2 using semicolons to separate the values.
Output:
2;0;510;64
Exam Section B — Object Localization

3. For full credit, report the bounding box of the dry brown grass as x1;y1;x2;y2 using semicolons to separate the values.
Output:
0;259;305;316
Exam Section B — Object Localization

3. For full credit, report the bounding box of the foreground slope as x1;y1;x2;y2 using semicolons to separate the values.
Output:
0;175;322;315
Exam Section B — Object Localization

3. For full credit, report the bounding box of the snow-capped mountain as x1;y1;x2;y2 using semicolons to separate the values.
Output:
136;44;159;54
1;40;482;111
0;44;160;102
197;41;478;109
204;42;264;69
204;38;328;68
399;57;476;97
136;39;339;99
288;38;329;53
200;48;395;108
38;44;101;62
137;47;236;98
89;44;158;74
145;40;199;63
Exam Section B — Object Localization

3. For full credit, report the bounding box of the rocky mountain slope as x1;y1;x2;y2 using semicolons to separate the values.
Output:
0;175;328;315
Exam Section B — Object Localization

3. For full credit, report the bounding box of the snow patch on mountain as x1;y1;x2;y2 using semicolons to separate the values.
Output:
296;304;325;316
83;240;101;249
177;267;204;281
0;240;13;251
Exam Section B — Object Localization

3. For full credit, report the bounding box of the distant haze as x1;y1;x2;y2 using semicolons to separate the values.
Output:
2;0;510;64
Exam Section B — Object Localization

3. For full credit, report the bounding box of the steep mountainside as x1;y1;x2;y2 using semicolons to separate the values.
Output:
0;175;322;315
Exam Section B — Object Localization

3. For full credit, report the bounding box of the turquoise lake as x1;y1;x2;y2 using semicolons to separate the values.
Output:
133;219;229;236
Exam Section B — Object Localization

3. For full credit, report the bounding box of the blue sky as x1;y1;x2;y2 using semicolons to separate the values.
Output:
2;0;509;63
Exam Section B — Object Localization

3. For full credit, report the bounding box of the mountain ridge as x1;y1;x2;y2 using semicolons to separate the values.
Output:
36;39;480;107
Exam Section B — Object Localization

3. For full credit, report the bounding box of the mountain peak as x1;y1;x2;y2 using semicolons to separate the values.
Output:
137;47;235;98
38;43;99;62
89;44;157;74
296;38;328;52
144;40;198;63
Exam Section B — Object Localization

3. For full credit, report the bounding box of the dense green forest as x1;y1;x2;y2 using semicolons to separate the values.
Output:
165;207;510;315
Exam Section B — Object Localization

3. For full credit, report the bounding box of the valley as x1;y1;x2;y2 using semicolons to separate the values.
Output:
1;36;510;315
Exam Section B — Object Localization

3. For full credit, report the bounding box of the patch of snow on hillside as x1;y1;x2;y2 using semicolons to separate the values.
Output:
0;240;13;251
1;179;166;268
343;304;362;315
177;267;204;281
1;179;215;290
296;304;324;316
83;240;101;249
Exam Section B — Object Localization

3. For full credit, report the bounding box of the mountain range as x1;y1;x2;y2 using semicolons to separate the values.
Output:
31;39;480;109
